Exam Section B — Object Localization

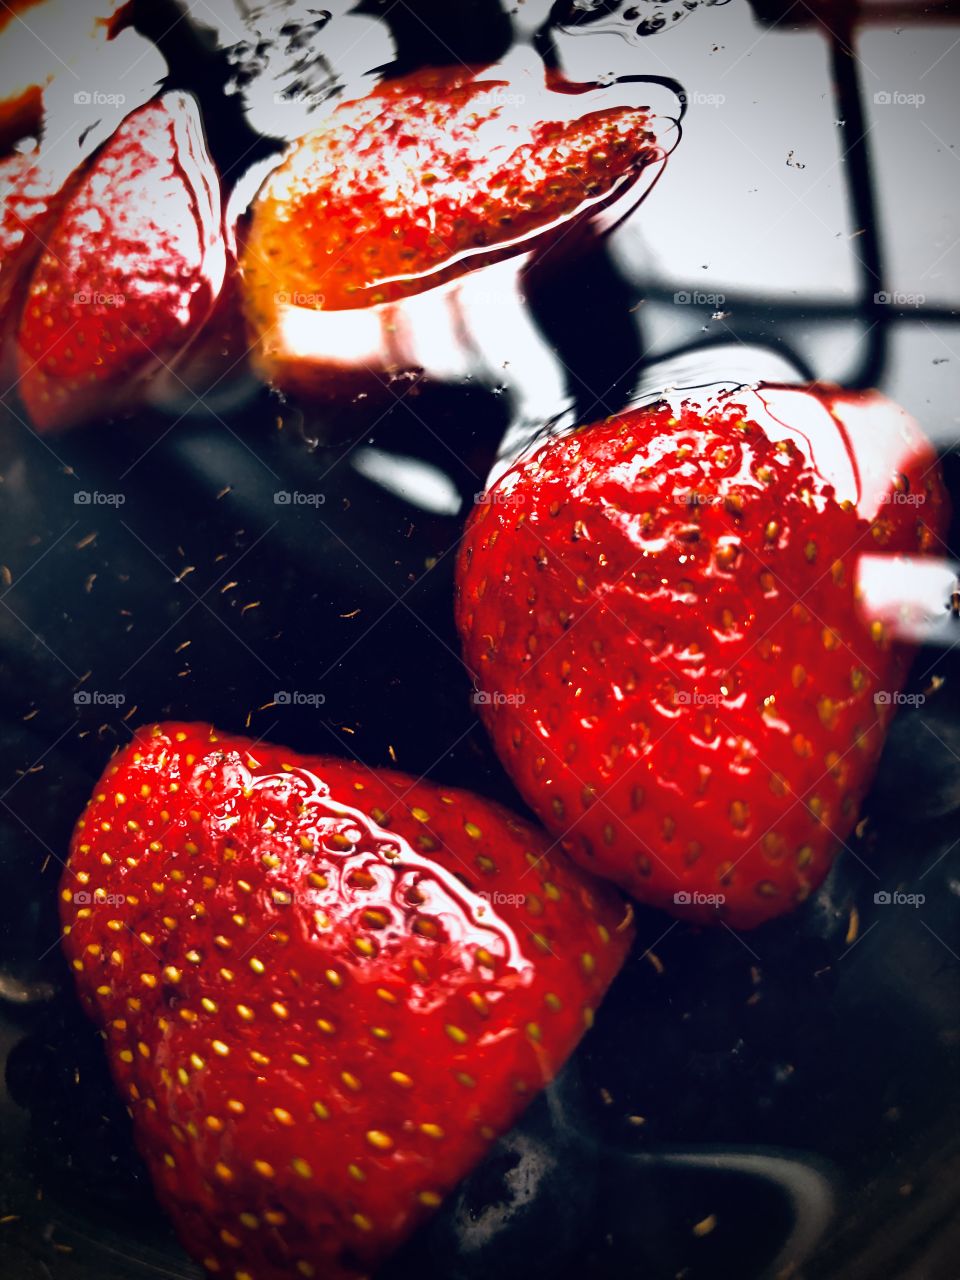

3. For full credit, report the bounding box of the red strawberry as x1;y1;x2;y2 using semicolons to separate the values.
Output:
16;91;226;432
60;722;631;1280
0;146;68;331
240;63;669;402
455;384;949;929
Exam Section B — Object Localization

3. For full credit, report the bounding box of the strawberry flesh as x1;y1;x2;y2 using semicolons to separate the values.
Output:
60;722;631;1280
456;386;949;929
240;65;663;392
17;92;225;432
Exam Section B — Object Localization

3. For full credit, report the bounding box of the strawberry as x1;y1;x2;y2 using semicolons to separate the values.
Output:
455;384;949;929
60;722;631;1280
240;64;667;401
0;145;67;331
16;91;226;432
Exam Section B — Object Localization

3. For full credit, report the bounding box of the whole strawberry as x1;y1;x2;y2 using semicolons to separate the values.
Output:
17;91;225;432
60;723;631;1280
240;63;668;401
456;384;949;929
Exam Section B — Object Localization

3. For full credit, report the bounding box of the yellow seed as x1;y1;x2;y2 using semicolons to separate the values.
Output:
212;1040;229;1057
238;1213;259;1230
421;1123;444;1140
419;1191;442;1207
253;1159;275;1178
273;1108;294;1126
366;1129;393;1151
291;1158;312;1179
271;1001;289;1019
249;957;265;975
445;1024;468;1044
390;1071;413;1088
352;1212;373;1232
214;1162;233;1183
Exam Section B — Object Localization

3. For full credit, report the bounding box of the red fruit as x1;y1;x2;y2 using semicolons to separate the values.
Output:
0;146;67;331
455;384;949;929
17;91;225;432
240;64;668;400
60;722;631;1280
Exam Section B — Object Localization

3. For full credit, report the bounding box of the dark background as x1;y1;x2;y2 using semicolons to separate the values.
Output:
0;1;958;1277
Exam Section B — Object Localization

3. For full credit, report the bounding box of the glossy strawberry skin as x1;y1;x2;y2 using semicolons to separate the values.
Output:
60;723;631;1280
240;65;664;400
456;385;949;929
16;92;225;432
0;147;66;340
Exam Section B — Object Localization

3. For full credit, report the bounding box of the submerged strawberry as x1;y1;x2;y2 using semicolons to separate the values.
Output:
16;92;225;432
456;384;949;929
0;146;67;333
60;722;631;1280
240;64;667;399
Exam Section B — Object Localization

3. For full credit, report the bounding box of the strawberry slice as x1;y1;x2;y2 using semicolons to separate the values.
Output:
0;145;68;333
240;64;666;400
456;384;949;929
60;722;631;1280
16;91;226;432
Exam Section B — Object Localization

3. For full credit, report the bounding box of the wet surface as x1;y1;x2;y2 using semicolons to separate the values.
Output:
0;0;959;1277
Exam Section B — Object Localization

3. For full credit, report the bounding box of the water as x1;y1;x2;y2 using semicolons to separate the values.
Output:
1;1;959;1277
